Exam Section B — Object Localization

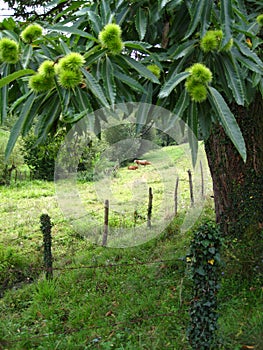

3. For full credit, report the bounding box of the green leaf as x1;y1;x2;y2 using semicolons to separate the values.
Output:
21;45;33;69
234;40;263;69
233;48;263;75
121;56;160;84
5;92;35;160
188;102;198;167
0;69;35;88
200;0;213;37
124;41;152;51
173;89;190;118
220;0;234;47
46;24;98;42
159;71;190;98
185;0;207;39
221;53;245;105
86;10;102;36
135;7;148;41
208;86;246;162
170;40;196;59
101;57;116;105
81;69;109;107
100;0;111;25
84;48;107;66
73;86;92;114
114;71;147;93
35;97;61;141
0;64;9;124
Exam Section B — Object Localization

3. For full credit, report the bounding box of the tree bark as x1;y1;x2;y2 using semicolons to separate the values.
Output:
205;95;263;233
204;95;263;275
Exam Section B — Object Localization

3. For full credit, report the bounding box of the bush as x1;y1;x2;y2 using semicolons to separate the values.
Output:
22;132;65;181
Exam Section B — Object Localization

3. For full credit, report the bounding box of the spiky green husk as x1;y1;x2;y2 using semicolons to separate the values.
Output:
99;23;124;54
21;24;43;43
0;38;19;64
256;14;263;26
188;63;212;84
28;74;54;93
57;53;85;72
186;83;208;103
200;30;220;52
38;60;55;78
201;29;232;52
147;64;161;79
57;70;83;89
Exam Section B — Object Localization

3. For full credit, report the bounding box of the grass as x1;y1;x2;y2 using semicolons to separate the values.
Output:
0;144;262;349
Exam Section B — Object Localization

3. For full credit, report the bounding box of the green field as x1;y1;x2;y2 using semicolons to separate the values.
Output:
0;144;262;349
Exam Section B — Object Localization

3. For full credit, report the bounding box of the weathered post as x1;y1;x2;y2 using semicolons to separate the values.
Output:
187;169;194;207
40;214;53;280
102;199;109;246
147;187;153;228
200;160;204;198
174;176;179;215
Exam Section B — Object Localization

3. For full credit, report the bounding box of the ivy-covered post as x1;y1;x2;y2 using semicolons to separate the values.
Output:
186;223;222;349
40;214;53;280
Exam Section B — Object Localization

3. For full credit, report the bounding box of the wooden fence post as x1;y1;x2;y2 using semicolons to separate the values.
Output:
102;199;109;246
174;176;179;215
40;214;53;280
200;160;204;198
187;169;194;207
147;187;153;228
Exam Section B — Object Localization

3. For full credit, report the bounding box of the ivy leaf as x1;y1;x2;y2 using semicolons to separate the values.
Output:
208;86;247;162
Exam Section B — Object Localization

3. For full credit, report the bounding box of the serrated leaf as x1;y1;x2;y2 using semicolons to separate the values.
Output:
135;7;148;41
221;53;245;105
84;48;107;66
235;40;263;68
5;92;35;160
102;57;116;105
46;24;98;42
200;0;213;37
170;40;196;59
220;0;234;47
208;86;246;162
74;86;92;113
0;69;35;88
100;0;111;25
233;48;263;75
86;10;102;36
82;68;109;107
35;97;61;142
121;56;160;84
114;71;147;93
159;71;190;98
188;102;198;167
185;0;206;39
124;41;152;51
21;45;33;69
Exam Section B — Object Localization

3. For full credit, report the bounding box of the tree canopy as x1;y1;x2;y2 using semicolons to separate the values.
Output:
0;0;262;160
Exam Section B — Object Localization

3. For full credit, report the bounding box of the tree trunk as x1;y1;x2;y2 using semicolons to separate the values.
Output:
205;95;263;276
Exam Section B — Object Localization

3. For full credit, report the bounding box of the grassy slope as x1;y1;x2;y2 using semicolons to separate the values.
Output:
0;144;262;349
